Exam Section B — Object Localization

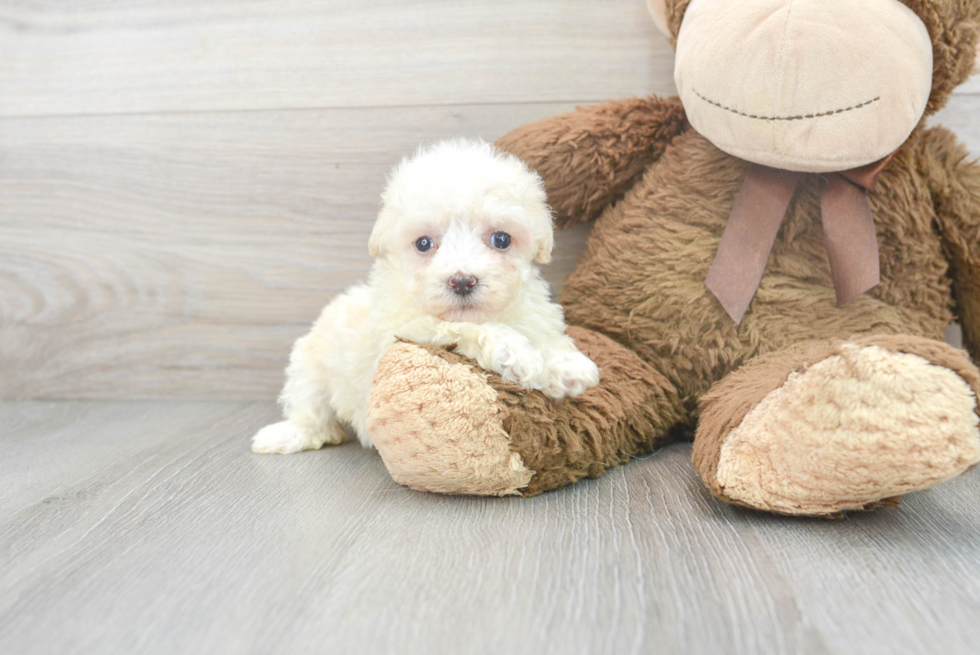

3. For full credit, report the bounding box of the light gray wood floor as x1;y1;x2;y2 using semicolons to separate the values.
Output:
3;401;980;655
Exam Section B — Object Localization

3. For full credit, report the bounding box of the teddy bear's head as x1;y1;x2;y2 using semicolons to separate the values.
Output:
646;0;980;172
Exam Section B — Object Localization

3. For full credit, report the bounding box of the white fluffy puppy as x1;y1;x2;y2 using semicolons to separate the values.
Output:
252;139;600;455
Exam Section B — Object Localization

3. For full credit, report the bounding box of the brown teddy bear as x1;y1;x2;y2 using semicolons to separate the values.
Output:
366;0;980;516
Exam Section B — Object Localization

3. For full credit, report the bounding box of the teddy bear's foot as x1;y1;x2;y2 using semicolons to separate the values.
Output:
694;335;980;516
366;339;534;496
367;327;683;496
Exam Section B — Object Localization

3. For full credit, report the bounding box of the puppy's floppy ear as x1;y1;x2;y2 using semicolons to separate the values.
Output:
520;167;555;264
368;231;384;258
368;207;395;259
529;205;555;264
534;232;554;264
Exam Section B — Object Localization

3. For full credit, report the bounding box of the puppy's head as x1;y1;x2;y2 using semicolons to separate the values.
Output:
369;139;554;322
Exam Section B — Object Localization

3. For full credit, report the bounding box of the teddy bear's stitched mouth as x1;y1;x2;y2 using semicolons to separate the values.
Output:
693;89;881;122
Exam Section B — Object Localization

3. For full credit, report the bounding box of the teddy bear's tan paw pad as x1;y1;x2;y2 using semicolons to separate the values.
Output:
367;342;533;496
716;345;980;515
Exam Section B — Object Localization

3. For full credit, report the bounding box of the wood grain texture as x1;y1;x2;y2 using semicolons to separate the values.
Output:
0;0;977;400
0;0;676;117
0;105;592;399
932;95;980;154
2;401;980;655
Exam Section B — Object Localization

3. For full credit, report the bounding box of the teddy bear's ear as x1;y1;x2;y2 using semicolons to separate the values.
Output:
646;0;671;39
897;0;980;114
645;0;692;43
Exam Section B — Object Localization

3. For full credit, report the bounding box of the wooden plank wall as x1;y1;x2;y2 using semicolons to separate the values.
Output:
1;0;977;400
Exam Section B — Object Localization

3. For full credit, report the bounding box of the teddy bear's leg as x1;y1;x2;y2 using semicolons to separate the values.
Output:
693;334;980;516
367;327;685;496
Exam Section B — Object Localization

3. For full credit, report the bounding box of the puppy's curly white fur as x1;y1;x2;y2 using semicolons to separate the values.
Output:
252;139;600;454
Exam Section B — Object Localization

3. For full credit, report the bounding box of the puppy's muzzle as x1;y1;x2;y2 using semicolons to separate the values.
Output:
449;275;478;297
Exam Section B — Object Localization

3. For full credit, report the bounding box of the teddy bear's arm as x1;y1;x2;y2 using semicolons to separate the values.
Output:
496;96;688;228
924;126;980;363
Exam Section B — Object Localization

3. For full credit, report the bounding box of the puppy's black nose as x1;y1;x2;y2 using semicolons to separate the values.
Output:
449;275;478;296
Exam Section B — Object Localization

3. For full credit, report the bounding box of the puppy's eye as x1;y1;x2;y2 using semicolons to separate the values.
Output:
491;232;512;250
415;236;434;253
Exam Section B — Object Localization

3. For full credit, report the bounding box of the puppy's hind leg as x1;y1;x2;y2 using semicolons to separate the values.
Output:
252;335;349;455
251;420;342;455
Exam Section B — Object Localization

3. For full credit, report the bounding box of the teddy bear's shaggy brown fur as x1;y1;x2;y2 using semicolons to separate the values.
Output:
366;0;980;516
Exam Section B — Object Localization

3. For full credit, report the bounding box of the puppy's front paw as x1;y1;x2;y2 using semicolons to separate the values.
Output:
541;351;600;400
393;315;443;344
490;336;546;389
251;421;324;454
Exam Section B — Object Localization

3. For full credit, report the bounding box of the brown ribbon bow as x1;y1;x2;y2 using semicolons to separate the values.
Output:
705;154;894;324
